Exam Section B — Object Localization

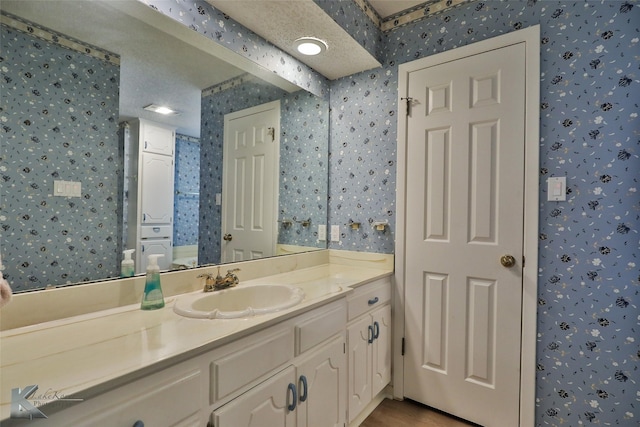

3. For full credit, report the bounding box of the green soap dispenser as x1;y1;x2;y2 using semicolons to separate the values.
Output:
141;254;165;310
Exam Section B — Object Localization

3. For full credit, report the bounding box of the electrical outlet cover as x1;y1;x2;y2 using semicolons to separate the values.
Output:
330;225;340;242
318;224;327;241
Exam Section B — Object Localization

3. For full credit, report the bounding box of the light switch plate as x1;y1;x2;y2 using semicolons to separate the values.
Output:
53;180;82;198
317;224;327;241
330;225;340;242
547;176;566;201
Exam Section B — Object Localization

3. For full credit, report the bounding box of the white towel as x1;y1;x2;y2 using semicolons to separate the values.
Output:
0;272;12;309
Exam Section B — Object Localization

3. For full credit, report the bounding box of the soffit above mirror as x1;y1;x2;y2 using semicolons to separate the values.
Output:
206;0;381;80
367;0;426;18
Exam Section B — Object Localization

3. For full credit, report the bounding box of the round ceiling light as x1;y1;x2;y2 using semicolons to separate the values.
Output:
294;37;328;56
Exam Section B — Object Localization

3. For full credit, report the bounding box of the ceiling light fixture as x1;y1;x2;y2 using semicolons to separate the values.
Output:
294;37;328;56
143;104;180;115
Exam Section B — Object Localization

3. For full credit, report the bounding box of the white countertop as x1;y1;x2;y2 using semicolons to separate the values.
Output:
0;256;392;421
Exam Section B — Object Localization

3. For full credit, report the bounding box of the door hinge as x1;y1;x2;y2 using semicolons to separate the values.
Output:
522;255;526;268
400;97;413;116
401;337;405;356
343;342;346;354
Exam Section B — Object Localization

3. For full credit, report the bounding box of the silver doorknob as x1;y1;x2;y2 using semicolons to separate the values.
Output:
500;255;516;268
223;233;233;242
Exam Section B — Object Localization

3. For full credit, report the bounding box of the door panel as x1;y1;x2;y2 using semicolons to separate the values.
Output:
465;277;496;386
403;43;526;427
469;121;497;243
424;127;450;241
423;273;448;372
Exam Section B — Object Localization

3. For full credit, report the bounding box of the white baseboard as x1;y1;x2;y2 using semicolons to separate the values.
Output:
349;386;394;427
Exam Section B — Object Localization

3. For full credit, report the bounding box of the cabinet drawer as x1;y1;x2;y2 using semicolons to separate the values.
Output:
295;302;346;355
140;225;172;238
211;326;294;403
347;278;391;321
41;360;203;427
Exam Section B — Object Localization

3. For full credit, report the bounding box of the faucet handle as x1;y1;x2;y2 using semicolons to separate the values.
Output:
198;272;216;292
225;268;240;287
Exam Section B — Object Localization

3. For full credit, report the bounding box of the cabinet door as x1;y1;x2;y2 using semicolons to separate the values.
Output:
140;152;174;224
142;121;174;155
347;316;373;422
296;335;346;427
213;366;298;427
139;238;173;272
371;304;392;397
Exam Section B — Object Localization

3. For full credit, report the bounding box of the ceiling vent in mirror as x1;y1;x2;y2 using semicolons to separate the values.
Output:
294;37;328;56
143;104;180;115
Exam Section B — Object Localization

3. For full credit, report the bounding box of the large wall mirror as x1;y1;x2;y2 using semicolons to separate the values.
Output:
0;0;330;292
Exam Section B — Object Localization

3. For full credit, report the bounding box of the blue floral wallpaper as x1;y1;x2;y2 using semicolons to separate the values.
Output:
326;1;639;426
314;0;383;59
199;77;329;265
277;90;330;250
173;133;200;247
0;23;121;292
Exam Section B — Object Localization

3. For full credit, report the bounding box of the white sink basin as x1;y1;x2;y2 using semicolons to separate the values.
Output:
173;284;305;319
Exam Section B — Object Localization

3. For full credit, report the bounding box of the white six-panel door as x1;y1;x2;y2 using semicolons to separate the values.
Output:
222;101;279;263
403;43;526;427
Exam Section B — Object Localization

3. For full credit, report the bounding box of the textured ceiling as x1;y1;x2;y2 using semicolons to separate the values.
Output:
207;0;381;80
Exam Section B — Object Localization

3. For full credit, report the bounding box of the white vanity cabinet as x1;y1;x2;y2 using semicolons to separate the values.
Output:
346;278;392;423
211;300;347;427
124;118;176;273
3;273;395;427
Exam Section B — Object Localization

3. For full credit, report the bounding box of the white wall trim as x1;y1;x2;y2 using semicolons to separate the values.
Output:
393;25;540;427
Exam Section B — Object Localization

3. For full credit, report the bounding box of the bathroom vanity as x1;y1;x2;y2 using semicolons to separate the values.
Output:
0;250;392;426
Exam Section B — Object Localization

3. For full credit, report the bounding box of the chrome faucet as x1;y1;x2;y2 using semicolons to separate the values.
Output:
198;267;240;292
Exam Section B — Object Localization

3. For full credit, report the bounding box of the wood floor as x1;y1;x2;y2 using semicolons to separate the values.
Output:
360;398;478;427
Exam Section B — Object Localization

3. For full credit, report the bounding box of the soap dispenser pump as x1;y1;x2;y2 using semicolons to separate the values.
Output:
141;254;165;310
121;249;135;278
